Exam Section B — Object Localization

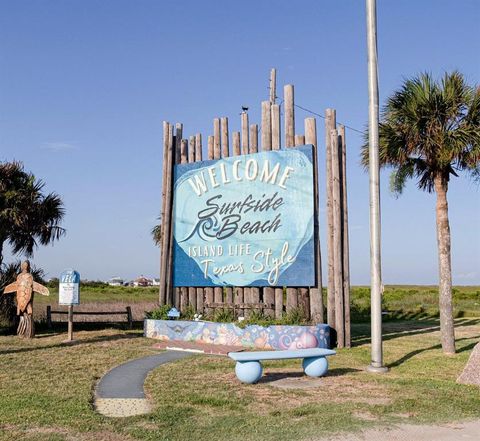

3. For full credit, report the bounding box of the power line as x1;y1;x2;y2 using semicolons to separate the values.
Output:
293;103;364;135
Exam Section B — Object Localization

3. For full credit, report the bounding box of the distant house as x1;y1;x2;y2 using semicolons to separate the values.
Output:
108;277;124;287
133;276;152;287
151;278;160;286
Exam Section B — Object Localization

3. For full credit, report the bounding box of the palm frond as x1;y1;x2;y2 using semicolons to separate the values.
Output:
361;71;480;195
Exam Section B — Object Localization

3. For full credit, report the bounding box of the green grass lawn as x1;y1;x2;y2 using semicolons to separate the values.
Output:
34;285;159;306
31;284;480;320
0;318;479;441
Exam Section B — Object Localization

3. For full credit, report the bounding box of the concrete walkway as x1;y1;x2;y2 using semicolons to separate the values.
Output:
95;351;190;417
321;420;480;441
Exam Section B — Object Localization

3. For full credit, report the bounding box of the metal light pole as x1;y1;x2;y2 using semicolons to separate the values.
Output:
366;0;388;373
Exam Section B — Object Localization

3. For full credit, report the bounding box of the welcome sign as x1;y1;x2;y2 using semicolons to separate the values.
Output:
172;145;315;287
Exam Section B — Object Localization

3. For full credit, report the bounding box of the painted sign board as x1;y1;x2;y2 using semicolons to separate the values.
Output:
172;145;315;287
59;269;80;305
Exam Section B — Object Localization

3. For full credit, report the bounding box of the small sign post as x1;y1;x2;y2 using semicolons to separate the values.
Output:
59;269;80;342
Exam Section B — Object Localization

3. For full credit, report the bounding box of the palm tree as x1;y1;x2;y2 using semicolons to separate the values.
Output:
362;71;480;354
0;161;66;267
151;216;161;246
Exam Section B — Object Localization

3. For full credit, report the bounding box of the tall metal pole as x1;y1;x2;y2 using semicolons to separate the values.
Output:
366;0;388;373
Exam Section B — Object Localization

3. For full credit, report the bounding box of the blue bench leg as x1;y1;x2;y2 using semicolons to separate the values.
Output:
235;360;263;384
302;356;328;377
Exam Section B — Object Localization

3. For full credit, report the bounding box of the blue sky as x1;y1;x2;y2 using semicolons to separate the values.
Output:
0;0;479;284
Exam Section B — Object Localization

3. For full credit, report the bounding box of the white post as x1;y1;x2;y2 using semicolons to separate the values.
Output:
366;0;388;373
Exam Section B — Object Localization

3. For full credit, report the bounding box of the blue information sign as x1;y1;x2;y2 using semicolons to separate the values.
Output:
59;269;80;305
172;145;315;287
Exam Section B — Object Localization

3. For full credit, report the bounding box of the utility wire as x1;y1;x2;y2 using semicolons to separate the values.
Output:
294;103;364;135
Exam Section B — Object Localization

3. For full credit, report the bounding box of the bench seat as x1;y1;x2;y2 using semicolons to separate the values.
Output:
229;348;336;362
228;348;336;384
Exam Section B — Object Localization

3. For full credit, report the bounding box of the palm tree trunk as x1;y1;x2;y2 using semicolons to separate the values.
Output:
434;174;455;354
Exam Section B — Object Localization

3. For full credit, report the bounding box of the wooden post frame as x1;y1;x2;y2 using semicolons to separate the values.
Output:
284;84;298;313
195;133;205;314
158;75;348;339
271;103;283;319
331;128;345;348
204;135;215;314
305;117;324;323
338;125;351;346
261;101;274;318
325;109;336;329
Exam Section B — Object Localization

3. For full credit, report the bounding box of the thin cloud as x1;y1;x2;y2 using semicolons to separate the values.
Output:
41;141;78;152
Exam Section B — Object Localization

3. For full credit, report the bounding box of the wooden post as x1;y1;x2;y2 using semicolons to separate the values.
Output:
339;125;351;346
187;136;198;311
305;117;324;323
248;124;260;311
295;134;310;320
284;84;298;313
221;117;234;307
284;85;295;148
249;124;258;153
261;101;272;150
213;119;223;307
271;103;283;319
214;118;221;158
67;305;74;341
195;133;205;314
295;134;305;146
331;128;345;348
170;123;183;308
205;134;216;313
126;306;133;329
271;104;281;151
261;101;274;317
232;130;244;316
159;121;170;305
269;68;277;104
221;117;229;158
46;305;52;329
241;114;250;310
159;123;175;307
241;112;249;155
325;109;336;329
180;138;189;312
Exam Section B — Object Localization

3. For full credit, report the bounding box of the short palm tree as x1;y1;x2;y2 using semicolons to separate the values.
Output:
0;161;66;267
151;217;161;246
362;71;480;354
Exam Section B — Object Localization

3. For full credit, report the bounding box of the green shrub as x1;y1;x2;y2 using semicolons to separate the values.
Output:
238;310;275;328
281;307;307;325
212;308;235;322
145;304;172;320
182;304;196;320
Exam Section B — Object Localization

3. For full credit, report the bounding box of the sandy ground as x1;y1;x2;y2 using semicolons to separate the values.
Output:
319;419;480;441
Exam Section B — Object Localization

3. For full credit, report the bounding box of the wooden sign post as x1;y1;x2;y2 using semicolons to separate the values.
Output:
59;269;80;342
157;70;351;346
